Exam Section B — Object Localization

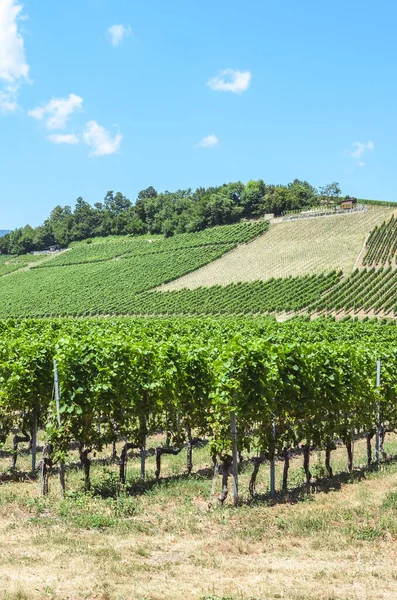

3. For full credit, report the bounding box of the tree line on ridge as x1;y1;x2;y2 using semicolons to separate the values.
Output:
1;180;342;255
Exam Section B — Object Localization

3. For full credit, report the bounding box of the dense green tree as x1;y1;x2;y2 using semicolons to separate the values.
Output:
319;182;341;206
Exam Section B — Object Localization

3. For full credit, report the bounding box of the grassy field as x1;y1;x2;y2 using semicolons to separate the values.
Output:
161;207;394;290
2;433;397;600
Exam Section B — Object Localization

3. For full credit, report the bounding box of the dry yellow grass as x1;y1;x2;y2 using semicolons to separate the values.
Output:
160;207;393;291
1;435;397;599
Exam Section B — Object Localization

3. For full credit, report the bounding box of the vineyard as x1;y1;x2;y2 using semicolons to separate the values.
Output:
133;272;341;315
2;316;397;598
161;206;393;290
130;267;397;318
0;253;44;277
313;267;397;315
362;215;397;266
1;316;397;495
32;222;269;269
2;211;397;319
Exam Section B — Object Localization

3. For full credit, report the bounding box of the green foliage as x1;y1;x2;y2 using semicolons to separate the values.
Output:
33;222;269;269
313;267;397;315
133;272;340;316
0;244;234;317
0;316;397;482
0;254;44;278
0;223;268;318
363;216;397;266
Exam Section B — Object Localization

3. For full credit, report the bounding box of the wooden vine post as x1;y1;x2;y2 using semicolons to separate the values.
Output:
375;360;381;466
208;458;219;508
140;415;146;481
54;360;66;496
270;418;276;499
231;411;238;507
31;411;37;473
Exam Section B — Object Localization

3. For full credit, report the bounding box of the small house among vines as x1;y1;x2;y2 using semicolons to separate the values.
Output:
340;197;357;210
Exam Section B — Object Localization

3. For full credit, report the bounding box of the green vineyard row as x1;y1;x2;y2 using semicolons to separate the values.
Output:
32;221;269;269
1;264;396;318
363;215;397;266
0;244;235;318
132;272;340;315
1;317;396;492
0;254;44;278
313;267;397;314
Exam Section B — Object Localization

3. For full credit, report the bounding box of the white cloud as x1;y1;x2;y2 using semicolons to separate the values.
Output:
348;140;374;159
47;133;80;145
29;93;83;130
207;69;252;93
83;121;122;156
345;140;374;167
195;134;219;149
0;83;19;113
108;24;132;47
0;0;30;113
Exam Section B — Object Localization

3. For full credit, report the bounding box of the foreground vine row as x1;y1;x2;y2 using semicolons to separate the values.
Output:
1;317;396;499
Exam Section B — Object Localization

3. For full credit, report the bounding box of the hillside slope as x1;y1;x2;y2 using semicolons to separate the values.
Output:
0;222;267;318
1;208;397;319
160;207;393;290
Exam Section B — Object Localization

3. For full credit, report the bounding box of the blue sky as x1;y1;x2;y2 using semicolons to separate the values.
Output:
1;0;396;229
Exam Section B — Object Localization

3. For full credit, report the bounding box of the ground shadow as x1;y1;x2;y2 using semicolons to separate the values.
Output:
2;448;396;507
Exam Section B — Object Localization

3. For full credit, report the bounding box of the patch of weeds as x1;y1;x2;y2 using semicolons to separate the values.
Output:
135;543;151;558
25;496;49;516
106;495;138;518
0;488;19;506
348;524;384;541
57;494;117;529
66;507;117;530
27;516;55;528
92;469;121;499
292;513;329;535
311;462;327;479
287;467;306;488
382;490;397;510
275;516;289;531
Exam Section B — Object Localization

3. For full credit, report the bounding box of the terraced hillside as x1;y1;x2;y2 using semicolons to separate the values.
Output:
0;222;268;317
161;207;393;290
1;206;397;319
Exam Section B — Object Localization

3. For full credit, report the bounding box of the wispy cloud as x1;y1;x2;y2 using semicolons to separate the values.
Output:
195;134;219;149
47;133;80;145
345;140;374;167
28;94;83;130
0;0;30;113
83;121;122;156
108;24;132;47
0;83;19;113
207;69;251;93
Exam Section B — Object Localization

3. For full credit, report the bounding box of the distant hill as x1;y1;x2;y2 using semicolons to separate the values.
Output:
0;231;10;237
1;208;397;319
